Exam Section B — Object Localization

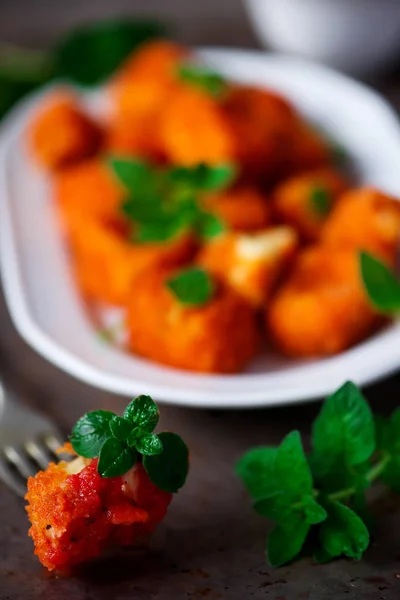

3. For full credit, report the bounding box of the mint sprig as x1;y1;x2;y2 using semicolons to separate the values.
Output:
108;157;234;243
70;395;189;491
359;251;400;312
177;62;228;98
167;267;215;306
236;381;400;567
309;186;332;217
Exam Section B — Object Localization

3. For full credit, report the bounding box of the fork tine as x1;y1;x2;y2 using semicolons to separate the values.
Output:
0;455;27;498
42;433;69;462
2;446;36;480
25;439;52;471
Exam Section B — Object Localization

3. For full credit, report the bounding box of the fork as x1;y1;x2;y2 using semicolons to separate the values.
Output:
0;380;65;497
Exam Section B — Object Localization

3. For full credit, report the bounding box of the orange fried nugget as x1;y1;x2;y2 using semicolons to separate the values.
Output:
267;246;383;357
105;114;164;162
55;159;124;230
113;40;188;117
29;93;102;170
71;221;195;306
272;168;349;241
222;85;298;180
26;458;171;571
287;123;332;175
321;187;400;262
198;227;297;307
160;86;236;166
202;185;271;232
127;267;259;373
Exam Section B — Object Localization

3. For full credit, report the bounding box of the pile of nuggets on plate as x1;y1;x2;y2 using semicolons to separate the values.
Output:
28;40;400;374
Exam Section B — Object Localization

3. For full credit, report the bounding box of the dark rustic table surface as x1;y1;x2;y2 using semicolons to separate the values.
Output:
2;1;400;598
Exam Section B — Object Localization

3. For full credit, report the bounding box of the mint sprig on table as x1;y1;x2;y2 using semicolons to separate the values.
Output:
359;250;400;312
0;18;166;119
70;395;189;493
108;157;235;243
236;381;400;567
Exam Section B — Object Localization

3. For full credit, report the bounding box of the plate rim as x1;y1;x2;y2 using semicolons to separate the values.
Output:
1;47;400;409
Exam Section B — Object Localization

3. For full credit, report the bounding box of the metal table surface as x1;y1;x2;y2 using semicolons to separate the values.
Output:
1;1;400;598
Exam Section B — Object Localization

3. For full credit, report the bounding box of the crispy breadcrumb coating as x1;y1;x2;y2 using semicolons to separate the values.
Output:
202;186;271;232
322;187;400;262
26;458;171;571
126;267;259;372
267;246;383;357
272;168;349;241
29;93;102;170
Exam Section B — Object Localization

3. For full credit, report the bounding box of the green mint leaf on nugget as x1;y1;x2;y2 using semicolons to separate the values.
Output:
196;211;226;239
54;19;167;86
309;186;332;217
177;63;228;98
109;415;134;442
135;433;163;456
319;499;369;560
143;432;189;493
108;157;153;192
70;410;114;458
359;251;400;313
167;267;215;306
98;438;137;478
124;395;160;433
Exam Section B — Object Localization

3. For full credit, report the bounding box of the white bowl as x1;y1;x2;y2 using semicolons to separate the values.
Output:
1;48;400;409
244;0;400;76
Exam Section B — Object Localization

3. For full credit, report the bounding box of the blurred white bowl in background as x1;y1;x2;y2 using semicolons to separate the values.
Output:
244;0;400;76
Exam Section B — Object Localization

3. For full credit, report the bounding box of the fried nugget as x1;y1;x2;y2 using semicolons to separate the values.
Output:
105;114;165;162
198;228;297;307
272;168;349;241
29;93;102;170
267;246;383;357
55;159;124;231
126;267;259;372
113;41;187;120
202;185;271;232
321;187;400;262
26;456;171;571
70;220;195;306
159;86;236;166
222;85;298;180
287;124;332;175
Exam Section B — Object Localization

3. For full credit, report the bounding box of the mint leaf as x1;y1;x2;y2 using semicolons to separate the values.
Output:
302;496;327;525
98;438;137;478
143;432;189;493
135;433;163;456
133;219;186;243
274;431;313;495
375;409;400;492
123;395;159;433
168;163;235;192
177;63;228;98
359;251;400;313
196;211;226;239
267;516;310;567
311;381;375;485
70;410;114;458
167;267;215;306
309;186;332;217
236;446;277;501
109;415;133;442
109;157;153;192
319;499;369;560
54;19;167;86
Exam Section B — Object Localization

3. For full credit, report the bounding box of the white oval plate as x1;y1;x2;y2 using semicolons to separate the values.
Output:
1;48;400;409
